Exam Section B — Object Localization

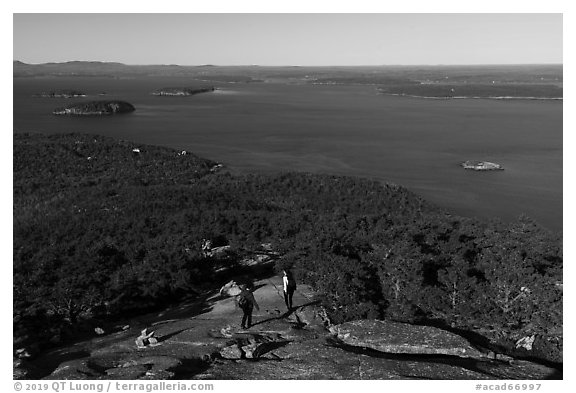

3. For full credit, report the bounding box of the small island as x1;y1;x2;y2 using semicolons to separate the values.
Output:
461;160;504;171
53;100;135;116
33;90;86;98
151;87;215;96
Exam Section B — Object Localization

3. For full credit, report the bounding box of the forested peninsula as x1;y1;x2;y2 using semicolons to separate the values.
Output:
13;133;562;366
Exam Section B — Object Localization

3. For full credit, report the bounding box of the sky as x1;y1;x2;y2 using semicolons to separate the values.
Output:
13;13;562;66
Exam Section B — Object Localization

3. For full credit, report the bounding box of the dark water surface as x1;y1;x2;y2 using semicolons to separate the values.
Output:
13;77;563;231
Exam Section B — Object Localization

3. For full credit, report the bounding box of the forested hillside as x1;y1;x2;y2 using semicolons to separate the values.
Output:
13;133;562;362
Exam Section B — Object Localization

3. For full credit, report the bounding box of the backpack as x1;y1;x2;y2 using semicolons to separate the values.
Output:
237;293;250;309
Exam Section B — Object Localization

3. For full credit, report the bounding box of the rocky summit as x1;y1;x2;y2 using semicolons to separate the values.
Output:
15;276;560;380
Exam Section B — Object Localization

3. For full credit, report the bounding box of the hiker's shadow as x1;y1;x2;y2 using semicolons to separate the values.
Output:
157;328;188;343
252;300;320;327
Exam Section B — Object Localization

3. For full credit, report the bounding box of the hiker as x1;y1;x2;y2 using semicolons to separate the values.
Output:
236;284;260;329
283;269;297;311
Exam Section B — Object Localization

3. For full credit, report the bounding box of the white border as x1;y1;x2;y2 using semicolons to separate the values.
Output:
5;2;572;390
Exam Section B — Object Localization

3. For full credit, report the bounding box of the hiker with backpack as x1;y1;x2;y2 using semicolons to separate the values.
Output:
236;284;260;329
283;269;297;311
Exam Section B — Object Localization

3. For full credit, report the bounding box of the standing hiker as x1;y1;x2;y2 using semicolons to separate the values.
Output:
236;284;259;329
283;269;297;311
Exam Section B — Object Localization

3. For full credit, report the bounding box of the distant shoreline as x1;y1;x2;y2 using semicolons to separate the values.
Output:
380;93;563;101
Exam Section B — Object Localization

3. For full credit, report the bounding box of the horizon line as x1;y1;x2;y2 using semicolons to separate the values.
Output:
14;60;564;67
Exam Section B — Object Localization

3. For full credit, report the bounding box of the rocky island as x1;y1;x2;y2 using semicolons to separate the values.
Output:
33;90;86;98
152;87;215;96
461;160;504;171
52;100;135;116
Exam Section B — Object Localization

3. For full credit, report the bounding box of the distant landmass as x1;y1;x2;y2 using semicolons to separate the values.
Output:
33;89;86;98
152;87;215;96
12;60;265;81
379;84;562;100
13;60;563;99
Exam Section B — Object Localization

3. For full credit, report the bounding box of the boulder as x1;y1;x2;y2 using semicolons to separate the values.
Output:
15;348;32;359
242;343;258;359
207;245;232;257
220;345;243;360
219;280;241;297
240;254;274;267
135;328;159;348
329;320;485;358
515;335;536;351
294;304;328;331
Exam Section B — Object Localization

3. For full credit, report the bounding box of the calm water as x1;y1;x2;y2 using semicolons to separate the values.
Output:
13;77;563;231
